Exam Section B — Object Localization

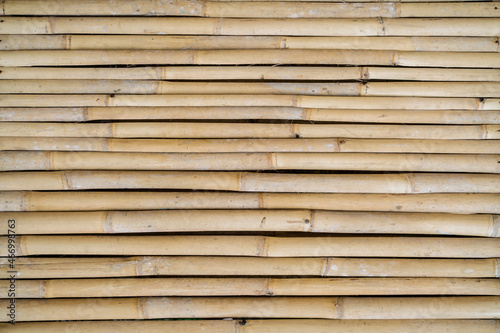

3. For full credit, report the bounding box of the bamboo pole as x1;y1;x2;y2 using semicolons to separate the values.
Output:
3;35;499;52
2;67;499;81
3;257;498;278
0;296;498;321
2;277;499;298
3;17;499;37
1;171;499;194
1;210;498;236
1;235;499;257
0;320;498;333
2;152;499;173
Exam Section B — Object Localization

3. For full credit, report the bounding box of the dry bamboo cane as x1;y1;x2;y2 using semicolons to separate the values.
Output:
0;320;498;333
3;35;499;52
1;138;499;154
1;210;498;236
2;257;498;278
3;80;500;98
2;277;499;298
1;235;499;257
2;152;499;174
0;296;498;321
1;171;499;194
2;67;499;81
3;0;498;18
3;17;499;37
2;123;498;139
2;50;499;67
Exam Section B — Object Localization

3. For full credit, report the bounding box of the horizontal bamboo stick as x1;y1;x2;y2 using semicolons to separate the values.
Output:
2;152;499;174
3;35;499;52
4;17;499;37
3;277;499;298
3;257;498;278
1;320;499;333
2;50;499;67
2;171;499;194
4;1;498;18
1;235;499;257
2;210;498;236
2;123;498;139
2;67;499;81
3;80;500;98
0;296;498;321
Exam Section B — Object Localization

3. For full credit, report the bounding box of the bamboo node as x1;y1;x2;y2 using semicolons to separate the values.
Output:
102;211;112;233
305;210;314;232
491;215;500;237
405;173;415;194
137;297;148;319
321;258;330;276
257;236;269;256
61;171;71;190
214;18;222;35
334;297;344;319
495;258;500;278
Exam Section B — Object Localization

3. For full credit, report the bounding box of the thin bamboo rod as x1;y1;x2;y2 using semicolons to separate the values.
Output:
3;277;499;298
3;35;499;52
0;320;498;333
1;235;499;257
3;257;498;278
2;171;499;194
2;123;498;140
2;152;499;174
4;17;499;37
0;296;498;321
1;209;498;236
2;67;499;81
4;1;498;18
2;50;499;67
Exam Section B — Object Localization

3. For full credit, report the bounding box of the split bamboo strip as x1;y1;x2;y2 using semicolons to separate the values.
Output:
1;138;499;154
2;152;499;173
1;320;499;333
2;107;500;124
3;17;499;37
2;67;499;81
0;296;498;321
2;210;498;236
4;1;499;18
2;123;498;140
2;50;499;67
3;257;498;278
1;235;499;257
3;277;499;298
3;80;500;98
3;35;499;52
2;171;499;194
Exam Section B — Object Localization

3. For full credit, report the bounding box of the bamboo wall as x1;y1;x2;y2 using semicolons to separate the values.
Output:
1;0;500;331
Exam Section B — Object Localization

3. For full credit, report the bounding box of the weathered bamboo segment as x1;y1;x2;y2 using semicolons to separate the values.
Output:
2;210;498;236
3;35;500;52
1;320;499;333
2;138;499;154
2;123;498;139
3;80;500;98
2;50;499;67
2;67;499;81
4;1;499;18
3;277;499;298
1;235;499;257
2;152;499;173
3;257;498;278
0;296;498;321
2;171;499;194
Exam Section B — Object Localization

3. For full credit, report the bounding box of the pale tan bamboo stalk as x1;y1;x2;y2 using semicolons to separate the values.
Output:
3;257;498;279
362;82;500;98
4;17;499;37
0;296;498;321
1;320;499;333
3;123;498;140
2;171;499;194
1;138;499;154
3;277;499;298
3;35;499;52
2;67;499;81
401;2;500;17
1;235;499;257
